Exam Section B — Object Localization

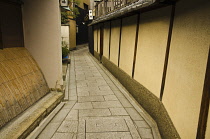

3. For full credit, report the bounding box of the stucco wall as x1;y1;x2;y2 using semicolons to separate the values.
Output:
93;26;98;52
134;6;171;97
119;15;137;76
97;26;101;53
110;19;121;65
162;0;210;138
22;0;63;88
103;22;110;59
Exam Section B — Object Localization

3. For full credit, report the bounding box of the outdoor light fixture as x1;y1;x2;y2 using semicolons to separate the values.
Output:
60;0;68;7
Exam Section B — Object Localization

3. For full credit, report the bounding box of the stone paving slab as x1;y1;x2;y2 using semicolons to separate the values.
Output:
86;117;129;132
86;132;132;139
79;109;111;117
78;96;105;102
35;47;161;139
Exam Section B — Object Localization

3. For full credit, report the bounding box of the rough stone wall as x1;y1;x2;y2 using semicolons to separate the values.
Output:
0;48;49;128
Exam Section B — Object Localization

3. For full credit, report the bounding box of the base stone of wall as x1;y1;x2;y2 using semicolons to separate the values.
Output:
94;50;100;61
100;55;180;139
0;47;50;128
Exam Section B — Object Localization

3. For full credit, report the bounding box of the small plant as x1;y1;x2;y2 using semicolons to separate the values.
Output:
62;41;69;58
61;0;80;24
62;46;69;58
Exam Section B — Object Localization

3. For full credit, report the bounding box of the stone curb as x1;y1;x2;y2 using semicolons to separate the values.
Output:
0;91;64;139
88;52;162;139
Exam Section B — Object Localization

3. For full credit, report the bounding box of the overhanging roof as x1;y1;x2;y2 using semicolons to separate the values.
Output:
89;0;176;25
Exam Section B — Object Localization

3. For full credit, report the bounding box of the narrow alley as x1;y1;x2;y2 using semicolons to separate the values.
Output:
28;46;161;139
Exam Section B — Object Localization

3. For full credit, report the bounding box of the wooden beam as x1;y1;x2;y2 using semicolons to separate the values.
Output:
196;46;210;139
109;21;112;60
160;4;175;101
132;14;140;78
118;18;122;67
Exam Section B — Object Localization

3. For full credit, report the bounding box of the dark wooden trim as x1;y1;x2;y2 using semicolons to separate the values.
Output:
118;19;123;67
97;25;98;52
99;23;104;61
109;21;111;60
196;47;210;139
132;14;140;78
160;4;175;101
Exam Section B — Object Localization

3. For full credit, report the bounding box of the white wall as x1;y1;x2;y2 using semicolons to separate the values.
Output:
61;26;70;48
22;0;63;88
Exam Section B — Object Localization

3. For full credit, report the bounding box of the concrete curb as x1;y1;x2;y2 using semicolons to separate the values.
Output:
26;102;65;139
0;91;64;139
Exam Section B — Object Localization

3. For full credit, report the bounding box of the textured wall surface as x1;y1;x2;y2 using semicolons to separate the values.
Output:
0;48;49;128
110;19;121;65
162;1;210;138
93;27;98;52
134;6;171;97
97;26;101;53
119;15;137;76
103;22;110;59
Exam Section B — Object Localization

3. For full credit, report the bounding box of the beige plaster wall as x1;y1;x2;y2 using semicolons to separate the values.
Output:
22;0;63;88
134;6;171;97
206;105;210;138
103;22;110;59
119;15;137;76
69;20;76;50
93;26;98;52
162;0;210;138
110;19;121;65
97;26;101;53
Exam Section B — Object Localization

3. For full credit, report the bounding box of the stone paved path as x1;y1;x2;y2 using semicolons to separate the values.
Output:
36;47;160;139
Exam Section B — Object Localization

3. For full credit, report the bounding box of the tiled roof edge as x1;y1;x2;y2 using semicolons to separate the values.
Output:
89;0;156;25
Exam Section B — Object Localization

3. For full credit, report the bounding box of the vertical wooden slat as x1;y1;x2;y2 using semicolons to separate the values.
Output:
196;46;210;139
118;19;123;67
109;21;112;60
132;13;140;78
160;4;175;100
100;23;104;61
97;25;99;52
